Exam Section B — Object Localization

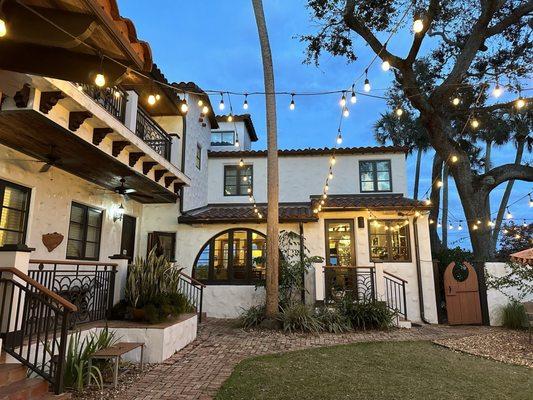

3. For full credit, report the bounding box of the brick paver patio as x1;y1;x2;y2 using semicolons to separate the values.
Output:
118;319;486;400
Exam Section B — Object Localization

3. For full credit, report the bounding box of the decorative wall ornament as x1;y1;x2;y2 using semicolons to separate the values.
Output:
42;232;63;252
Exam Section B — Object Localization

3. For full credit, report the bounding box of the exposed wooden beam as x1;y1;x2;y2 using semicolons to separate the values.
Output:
39;91;64;114
14;84;31;108
142;161;157;175
92;127;113;146
68;111;93;131
154;169;168;182
112;141;129;157
129;152;144;167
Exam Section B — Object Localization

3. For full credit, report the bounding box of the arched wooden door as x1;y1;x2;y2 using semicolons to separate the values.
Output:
444;262;482;325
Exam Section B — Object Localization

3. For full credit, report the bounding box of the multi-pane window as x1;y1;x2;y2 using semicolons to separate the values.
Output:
195;144;202;170
193;229;266;284
211;131;235;146
360;160;392;192
369;220;411;262
325;220;355;266
0;180;30;246
147;231;176;261
224;165;253;196
66;203;103;260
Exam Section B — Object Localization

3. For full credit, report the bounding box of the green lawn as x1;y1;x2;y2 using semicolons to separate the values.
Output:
216;341;532;400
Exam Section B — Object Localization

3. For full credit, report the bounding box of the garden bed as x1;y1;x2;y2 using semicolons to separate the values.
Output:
434;328;532;368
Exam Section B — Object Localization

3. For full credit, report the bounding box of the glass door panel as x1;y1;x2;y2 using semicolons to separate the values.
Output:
325;220;355;266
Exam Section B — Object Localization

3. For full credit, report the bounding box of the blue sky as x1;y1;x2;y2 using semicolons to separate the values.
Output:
120;1;532;249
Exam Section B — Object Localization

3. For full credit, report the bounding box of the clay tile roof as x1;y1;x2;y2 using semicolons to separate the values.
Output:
510;248;533;265
215;114;258;142
310;194;431;210
208;146;408;158
178;203;317;224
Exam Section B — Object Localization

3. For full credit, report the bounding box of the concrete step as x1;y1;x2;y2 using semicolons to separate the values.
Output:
397;318;412;329
0;378;49;400
0;364;27;388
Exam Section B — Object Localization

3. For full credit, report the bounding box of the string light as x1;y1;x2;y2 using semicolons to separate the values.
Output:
529;194;533;207
381;60;391;71
436;180;443;188
471;118;479;129
147;94;156;106
243;94;249;110
289;93;295;110
328;169;334;180
342;106;350;117
219;93;225;110
202;105;209;115
413;18;424;33
155;94;161;101
227;113;233;122
94;73;106;88
198;99;204;107
235;137;240;148
0;18;6;37
476;220;481;225
424;198;431;205
516;96;526;109
322;193;327;199
437;220;442;228
336;130;343;144
243;176;248;182
258;213;263;219
449;224;454;230
76;83;84;91
247;187;252;194
452;97;460;106
429;219;434;224
523;219;527;227
179;98;188;114
492;83;503;98
506;208;513;219
330;156;336;165
450;155;458;163
472;224;478;230
239;158;244;167
249;196;253;202
339;91;347;107
395;107;403;117
350;85;357;104
458;223;463;231
363;69;371;92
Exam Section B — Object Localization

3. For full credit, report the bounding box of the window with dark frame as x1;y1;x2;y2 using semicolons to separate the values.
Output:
369;220;411;262
193;229;266;284
325;220;355;266
147;231;176;261
66;202;103;260
195;144;202;170
224;165;253;196
359;160;392;192
211;131;235;146
0;179;31;247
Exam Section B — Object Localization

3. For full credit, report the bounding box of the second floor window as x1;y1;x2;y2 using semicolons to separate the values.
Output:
196;144;202;170
211;131;235;146
360;160;392;192
224;165;253;196
0;179;31;247
66;203;103;260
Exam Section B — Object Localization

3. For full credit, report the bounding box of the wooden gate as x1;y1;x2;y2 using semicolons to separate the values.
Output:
444;261;482;325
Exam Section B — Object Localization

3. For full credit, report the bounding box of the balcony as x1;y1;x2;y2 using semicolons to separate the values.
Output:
136;107;172;160
80;84;128;123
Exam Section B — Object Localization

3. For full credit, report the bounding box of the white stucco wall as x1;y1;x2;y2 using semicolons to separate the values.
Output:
485;262;533;326
207;152;408;204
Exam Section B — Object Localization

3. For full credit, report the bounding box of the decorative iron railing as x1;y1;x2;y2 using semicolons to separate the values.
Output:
135;107;172;160
79;84;127;123
0;268;76;394
324;266;376;304
178;271;205;322
28;260;117;327
383;271;407;320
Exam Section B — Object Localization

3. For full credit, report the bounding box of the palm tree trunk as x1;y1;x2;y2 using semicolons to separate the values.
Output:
413;147;422;200
252;0;279;319
491;139;526;251
441;165;449;248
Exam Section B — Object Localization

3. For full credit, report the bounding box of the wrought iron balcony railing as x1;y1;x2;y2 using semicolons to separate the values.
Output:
79;84;127;123
135;107;172;160
324;266;376;304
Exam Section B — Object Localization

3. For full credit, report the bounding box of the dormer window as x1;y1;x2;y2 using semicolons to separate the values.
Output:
359;160;392;192
211;131;235;146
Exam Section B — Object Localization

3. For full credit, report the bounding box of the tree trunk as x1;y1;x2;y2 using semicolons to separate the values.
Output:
252;0;279;319
429;153;443;254
485;140;492;220
441;164;449;248
491;139;526;252
413;147;422;200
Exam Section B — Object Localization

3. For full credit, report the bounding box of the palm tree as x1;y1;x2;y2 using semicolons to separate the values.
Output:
252;0;279;319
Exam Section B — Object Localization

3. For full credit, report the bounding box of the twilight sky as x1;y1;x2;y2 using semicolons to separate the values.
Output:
120;0;532;249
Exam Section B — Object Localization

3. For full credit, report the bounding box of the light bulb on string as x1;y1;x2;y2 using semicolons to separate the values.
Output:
249;196;253;202
437;220;442;228
471;118;479;129
198;99;204;107
343;106;349;118
350;85;357;104
506;207;513;219
219;93;225;110
363;69;371;92
322;193;327;199
94;73;106;88
0;18;6;37
458;223;463;231
239;158;244;167
324;183;329;192
451;155;458;163
395;107;403;117
449;224;454;230
515;234;521;239
328;169;334;180
476;220;481;225
429;219;434;225
516;96;526;109
202;105;209;115
452;97;460;106
147;94;156;106
330;155;336;165
258;213;263;219
243;94;249;110
247;187;252;194
339;91;346;107
529;194;533;207
523;219;527;228
472;224;478;230
227;113;233;122
235;137;240;148
413;18;424;33
424;198;431;205
381;60;391;71
492;83;503;98
436;180;443;188
289;93;295;110
336;130;343;145
180;97;188;114
155;94;161;101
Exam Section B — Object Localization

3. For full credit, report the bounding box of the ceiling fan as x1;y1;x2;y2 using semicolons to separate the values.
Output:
112;178;154;201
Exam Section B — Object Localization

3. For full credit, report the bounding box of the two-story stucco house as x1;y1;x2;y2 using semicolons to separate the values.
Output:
175;114;438;324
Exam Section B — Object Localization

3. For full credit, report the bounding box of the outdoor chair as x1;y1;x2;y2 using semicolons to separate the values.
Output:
523;301;533;344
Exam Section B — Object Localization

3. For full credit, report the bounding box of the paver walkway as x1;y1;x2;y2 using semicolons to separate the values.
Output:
120;319;486;400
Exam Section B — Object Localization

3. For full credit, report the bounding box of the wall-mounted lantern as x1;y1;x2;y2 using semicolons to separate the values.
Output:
113;203;125;222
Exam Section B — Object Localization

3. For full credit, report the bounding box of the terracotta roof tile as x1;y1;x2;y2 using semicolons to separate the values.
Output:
208;146;408;158
178;203;317;224
311;194;430;210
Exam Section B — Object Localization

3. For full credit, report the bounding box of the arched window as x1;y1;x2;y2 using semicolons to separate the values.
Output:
193;229;266;284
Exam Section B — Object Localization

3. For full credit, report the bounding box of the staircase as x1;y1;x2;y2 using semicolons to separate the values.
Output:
0;352;70;400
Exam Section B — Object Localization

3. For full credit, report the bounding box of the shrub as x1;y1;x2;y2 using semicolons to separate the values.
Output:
338;297;395;330
142;292;194;324
277;303;323;333
239;305;266;329
314;306;351;333
501;301;527;329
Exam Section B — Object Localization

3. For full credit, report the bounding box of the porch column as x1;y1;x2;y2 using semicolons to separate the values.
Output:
109;254;130;305
373;261;385;302
0;244;34;334
124;90;139;132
